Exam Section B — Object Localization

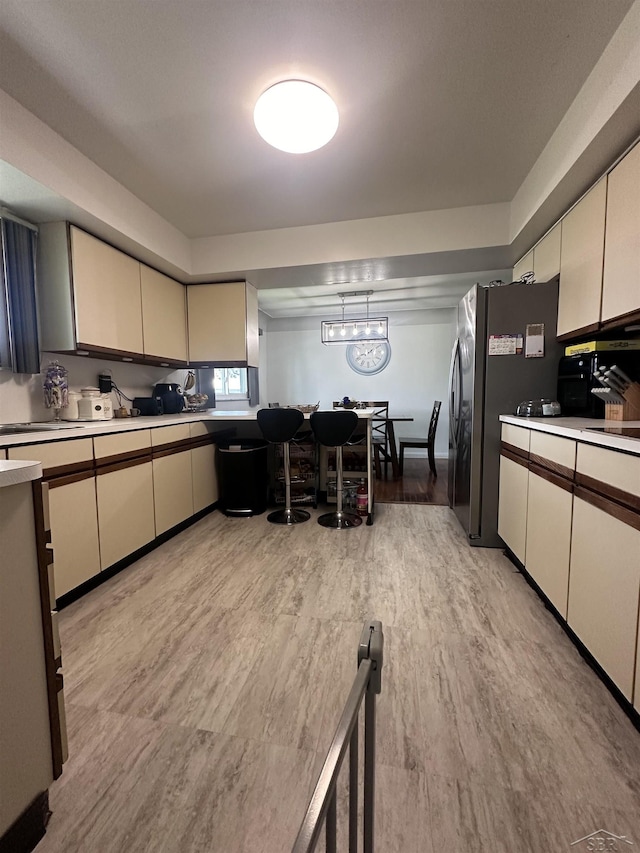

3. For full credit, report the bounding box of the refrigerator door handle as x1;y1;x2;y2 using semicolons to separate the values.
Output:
448;338;460;445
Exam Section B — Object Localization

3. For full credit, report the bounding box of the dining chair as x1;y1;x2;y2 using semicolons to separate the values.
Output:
398;401;442;477
361;401;392;479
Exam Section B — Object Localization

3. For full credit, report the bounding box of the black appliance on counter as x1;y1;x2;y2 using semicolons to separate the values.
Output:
557;350;640;417
154;383;185;414
133;396;164;416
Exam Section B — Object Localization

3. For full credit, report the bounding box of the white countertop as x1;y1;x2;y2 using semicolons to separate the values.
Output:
0;460;43;488
0;408;374;448
499;414;640;455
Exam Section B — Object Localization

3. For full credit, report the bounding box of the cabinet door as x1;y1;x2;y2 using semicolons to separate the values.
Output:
567;496;640;700
153;451;194;534
497;455;529;563
524;471;572;617
602;142;640;322
70;226;143;353
532;222;561;284
192;444;219;513
635;615;640;712
96;461;155;569
140;264;188;363
49;477;101;598
512;250;533;282
557;180;606;338
187;282;259;366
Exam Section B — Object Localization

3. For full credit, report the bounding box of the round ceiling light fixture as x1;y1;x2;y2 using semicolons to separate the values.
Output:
253;80;339;153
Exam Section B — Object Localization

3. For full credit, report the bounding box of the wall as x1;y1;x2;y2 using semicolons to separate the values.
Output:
0;352;188;424
264;309;455;458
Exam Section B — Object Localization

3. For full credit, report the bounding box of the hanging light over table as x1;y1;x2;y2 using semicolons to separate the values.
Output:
321;291;389;345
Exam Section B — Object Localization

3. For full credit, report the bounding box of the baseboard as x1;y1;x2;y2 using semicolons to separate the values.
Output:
0;791;50;853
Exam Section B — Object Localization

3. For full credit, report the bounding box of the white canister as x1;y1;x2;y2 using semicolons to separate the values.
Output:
64;391;83;420
100;394;114;419
78;397;106;420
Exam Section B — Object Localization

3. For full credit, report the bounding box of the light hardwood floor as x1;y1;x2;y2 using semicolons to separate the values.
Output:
36;504;640;853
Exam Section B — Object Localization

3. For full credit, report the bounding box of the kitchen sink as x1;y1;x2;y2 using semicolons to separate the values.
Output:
0;422;90;435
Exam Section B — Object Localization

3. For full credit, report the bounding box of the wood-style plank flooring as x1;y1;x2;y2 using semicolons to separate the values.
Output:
374;458;448;505
36;504;640;853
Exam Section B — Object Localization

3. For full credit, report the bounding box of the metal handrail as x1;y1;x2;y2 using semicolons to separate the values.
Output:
292;620;384;853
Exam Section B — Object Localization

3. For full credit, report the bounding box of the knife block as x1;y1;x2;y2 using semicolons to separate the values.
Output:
605;383;640;421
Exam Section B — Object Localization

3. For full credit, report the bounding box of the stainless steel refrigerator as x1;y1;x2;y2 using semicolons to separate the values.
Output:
448;281;562;547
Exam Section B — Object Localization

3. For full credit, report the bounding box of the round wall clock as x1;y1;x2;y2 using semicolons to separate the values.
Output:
346;340;391;375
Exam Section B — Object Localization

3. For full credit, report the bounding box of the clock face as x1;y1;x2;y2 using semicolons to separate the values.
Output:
346;340;391;375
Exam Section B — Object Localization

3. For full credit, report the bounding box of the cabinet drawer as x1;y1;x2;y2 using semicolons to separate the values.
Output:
576;444;640;500
9;438;94;472
501;424;530;453
189;421;215;439
94;429;152;461
529;432;576;473
151;424;191;447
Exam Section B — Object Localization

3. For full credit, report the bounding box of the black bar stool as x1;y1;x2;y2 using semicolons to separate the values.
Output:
310;410;362;529
257;408;311;525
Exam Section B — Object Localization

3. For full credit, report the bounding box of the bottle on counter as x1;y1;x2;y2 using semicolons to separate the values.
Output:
356;479;368;517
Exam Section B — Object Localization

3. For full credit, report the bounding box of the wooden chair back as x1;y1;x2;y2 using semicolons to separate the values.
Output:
361;401;389;446
427;401;441;445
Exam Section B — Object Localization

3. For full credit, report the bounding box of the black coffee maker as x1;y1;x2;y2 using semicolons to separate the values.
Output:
154;383;185;414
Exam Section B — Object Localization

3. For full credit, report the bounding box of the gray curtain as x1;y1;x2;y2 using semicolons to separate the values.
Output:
248;367;259;406
1;218;40;374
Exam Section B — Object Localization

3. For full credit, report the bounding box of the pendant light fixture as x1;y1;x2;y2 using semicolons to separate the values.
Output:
254;80;339;153
321;291;389;345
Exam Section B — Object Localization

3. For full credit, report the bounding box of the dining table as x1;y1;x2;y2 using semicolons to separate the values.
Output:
372;416;414;478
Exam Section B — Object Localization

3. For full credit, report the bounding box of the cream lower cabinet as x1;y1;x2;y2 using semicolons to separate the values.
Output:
567;496;640;701
8;438;100;599
498;424;531;562
151;425;194;535
635;618;640;712
498;455;529;563
525;432;576;617
190;422;219;513
524;470;573;617
94;430;155;569
96;460;155;569
48;476;101;598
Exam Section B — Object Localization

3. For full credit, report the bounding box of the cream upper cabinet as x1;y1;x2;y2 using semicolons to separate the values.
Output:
557;179;607;338
187;282;259;366
601;142;640;323
532;223;561;284
140;264;188;364
512;250;533;282
70;226;143;354
37;222;143;356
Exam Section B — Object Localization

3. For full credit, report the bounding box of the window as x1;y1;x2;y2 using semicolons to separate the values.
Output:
213;367;248;399
196;366;260;406
0;214;40;374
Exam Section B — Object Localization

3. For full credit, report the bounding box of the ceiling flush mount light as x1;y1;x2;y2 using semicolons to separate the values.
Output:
254;80;339;153
321;291;389;345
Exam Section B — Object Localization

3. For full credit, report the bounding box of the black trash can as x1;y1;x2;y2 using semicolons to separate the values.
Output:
217;439;269;517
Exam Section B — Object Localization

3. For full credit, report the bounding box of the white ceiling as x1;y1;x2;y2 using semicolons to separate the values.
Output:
0;0;636;317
